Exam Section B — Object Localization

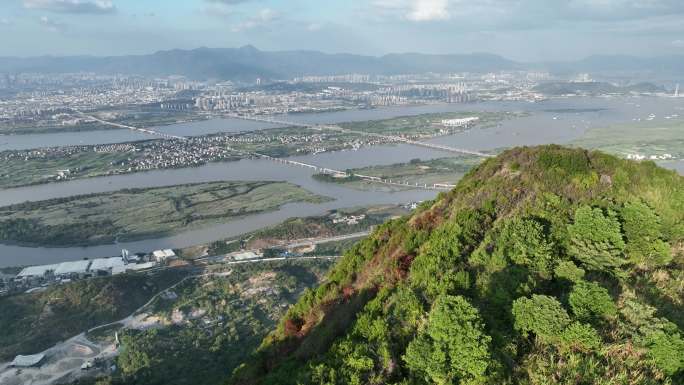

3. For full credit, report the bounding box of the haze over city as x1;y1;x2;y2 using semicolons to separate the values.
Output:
2;0;684;60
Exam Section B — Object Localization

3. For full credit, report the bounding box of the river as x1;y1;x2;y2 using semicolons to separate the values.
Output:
0;95;682;266
2;96;682;152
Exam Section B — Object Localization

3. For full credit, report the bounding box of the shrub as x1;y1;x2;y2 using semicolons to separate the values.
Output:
646;330;684;376
496;218;555;276
567;206;626;272
512;295;571;343
560;322;602;351
620;201;672;267
410;222;464;297
568;281;617;322
553;260;585;282
537;147;591;175
404;295;491;385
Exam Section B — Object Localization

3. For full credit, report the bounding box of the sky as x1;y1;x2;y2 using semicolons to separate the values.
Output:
1;0;684;61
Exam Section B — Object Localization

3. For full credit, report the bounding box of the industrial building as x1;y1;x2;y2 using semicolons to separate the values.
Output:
10;354;45;368
17;264;60;279
89;257;127;275
53;260;91;279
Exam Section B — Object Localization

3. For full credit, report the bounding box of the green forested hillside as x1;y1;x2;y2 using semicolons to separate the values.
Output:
231;145;684;385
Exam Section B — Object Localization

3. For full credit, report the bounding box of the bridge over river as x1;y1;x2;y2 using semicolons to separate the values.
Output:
227;114;494;158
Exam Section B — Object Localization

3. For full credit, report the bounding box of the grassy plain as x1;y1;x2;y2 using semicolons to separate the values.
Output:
0;181;329;247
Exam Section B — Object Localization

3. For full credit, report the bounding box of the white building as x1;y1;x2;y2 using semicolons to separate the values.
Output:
441;117;480;128
17;264;60;279
152;249;176;262
89;257;126;275
11;354;45;368
232;251;260;261
54;260;91;278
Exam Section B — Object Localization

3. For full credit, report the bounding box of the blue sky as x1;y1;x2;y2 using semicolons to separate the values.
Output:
1;0;684;60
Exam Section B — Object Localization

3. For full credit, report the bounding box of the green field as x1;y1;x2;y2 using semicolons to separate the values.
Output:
313;156;483;191
228;126;364;157
0;151;138;189
0;181;329;247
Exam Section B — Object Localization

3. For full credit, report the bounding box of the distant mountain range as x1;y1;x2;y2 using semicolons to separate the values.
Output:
0;46;682;81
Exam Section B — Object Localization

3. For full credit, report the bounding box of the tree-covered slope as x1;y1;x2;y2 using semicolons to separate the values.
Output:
230;145;684;385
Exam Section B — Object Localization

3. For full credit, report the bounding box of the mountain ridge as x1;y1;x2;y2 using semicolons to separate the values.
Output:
1;47;682;80
230;145;684;385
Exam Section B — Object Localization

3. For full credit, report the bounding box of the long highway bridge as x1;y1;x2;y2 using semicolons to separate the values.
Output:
227;114;494;158
73;109;187;141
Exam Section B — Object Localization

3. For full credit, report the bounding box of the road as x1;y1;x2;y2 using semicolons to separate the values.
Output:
199;231;369;263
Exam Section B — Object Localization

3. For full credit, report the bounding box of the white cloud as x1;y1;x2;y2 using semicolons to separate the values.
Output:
24;0;116;14
200;4;236;19
307;23;322;32
39;15;68;32
205;0;254;4
372;0;684;25
232;8;279;32
673;39;684;48
406;0;450;21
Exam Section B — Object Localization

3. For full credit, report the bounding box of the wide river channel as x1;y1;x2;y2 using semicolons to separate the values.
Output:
0;96;682;266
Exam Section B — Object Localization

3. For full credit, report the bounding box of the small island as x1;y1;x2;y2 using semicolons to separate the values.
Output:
0;181;330;247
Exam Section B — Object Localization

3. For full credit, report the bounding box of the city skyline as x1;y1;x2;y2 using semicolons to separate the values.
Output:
0;0;683;61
